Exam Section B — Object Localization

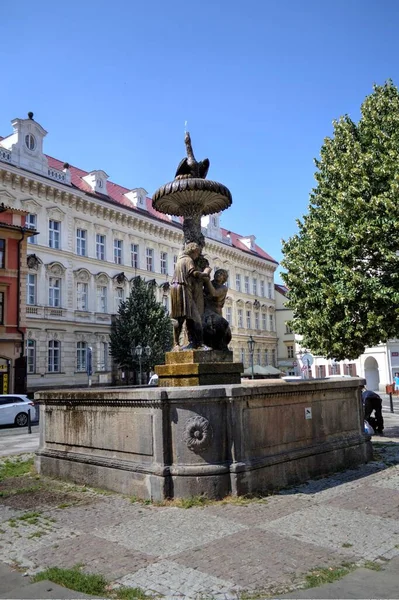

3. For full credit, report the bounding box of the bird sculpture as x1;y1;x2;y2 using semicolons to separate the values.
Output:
175;132;210;180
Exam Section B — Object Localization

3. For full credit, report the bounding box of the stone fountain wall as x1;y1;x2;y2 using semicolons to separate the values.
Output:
35;379;372;500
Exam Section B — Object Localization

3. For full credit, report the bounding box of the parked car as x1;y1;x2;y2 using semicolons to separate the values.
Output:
0;395;37;427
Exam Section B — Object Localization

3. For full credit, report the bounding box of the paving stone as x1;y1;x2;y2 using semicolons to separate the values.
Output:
204;495;313;526
172;527;349;591
25;533;156;579
116;559;241;598
371;468;399;491
261;504;399;560
45;496;145;533
0;505;25;523
319;483;399;519
95;508;246;557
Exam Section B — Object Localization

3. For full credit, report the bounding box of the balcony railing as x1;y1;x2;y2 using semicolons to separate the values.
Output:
0;148;12;163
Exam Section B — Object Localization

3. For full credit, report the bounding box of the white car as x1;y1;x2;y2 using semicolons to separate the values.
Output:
0;395;37;427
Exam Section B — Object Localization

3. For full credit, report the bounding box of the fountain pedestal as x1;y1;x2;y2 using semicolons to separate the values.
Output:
155;350;243;387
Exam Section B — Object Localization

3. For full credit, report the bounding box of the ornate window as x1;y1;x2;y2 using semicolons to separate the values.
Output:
48;340;60;372
287;345;294;358
114;239;123;265
27;339;36;374
246;310;251;329
262;314;267;330
49;220;60;249
285;322;293;334
173;255;178;270
96;234;106;260
238;308;243;328
244;276;249;294
49;278;61;307
256;349;261;365
96;286;107;313
267;281;273;299
25;134;36;150
76;341;87;372
77;282;88;311
131;244;139;269
269;314;274;331
254;312;259;330
272;349;276;366
260;280;265;297
26;214;37;244
97;342;108;371
225;306;232;324
27;274;36;305
146;248;154;272
160;251;168;275
252;278;257;295
76;229;87;256
236;274;241;292
264;349;269;365
115;287;124;310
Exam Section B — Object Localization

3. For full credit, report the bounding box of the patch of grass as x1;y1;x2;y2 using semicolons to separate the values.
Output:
131;493;268;509
0;457;34;481
364;560;382;571
28;531;46;539
111;585;149;599
304;563;355;589
33;566;149;599
342;542;353;548
0;528;5;534
33;566;108;596
57;503;73;509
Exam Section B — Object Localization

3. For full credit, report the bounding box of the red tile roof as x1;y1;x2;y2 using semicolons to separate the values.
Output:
275;283;288;296
1;139;278;265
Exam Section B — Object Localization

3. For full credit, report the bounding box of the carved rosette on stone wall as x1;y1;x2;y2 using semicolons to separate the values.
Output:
183;416;213;452
27;254;41;270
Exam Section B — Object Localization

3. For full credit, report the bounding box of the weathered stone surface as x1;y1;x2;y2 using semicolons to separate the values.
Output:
36;378;372;500
165;349;234;364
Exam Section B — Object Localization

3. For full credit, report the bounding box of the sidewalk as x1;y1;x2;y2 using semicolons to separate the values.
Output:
1;413;399;599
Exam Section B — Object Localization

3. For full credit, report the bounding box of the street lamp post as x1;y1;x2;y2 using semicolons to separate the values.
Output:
247;335;256;380
134;344;152;385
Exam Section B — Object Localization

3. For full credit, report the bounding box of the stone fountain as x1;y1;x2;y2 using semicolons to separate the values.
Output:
152;133;243;386
34;135;372;501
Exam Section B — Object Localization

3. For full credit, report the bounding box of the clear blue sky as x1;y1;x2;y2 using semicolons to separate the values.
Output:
2;0;399;281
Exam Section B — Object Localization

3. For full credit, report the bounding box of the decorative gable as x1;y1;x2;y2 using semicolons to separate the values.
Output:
1;113;48;175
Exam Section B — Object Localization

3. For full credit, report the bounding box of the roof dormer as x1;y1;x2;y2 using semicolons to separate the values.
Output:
201;212;222;241
239;235;256;251
124;188;148;209
82;170;109;194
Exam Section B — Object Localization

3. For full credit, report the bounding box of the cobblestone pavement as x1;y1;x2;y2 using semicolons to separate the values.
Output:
1;413;399;599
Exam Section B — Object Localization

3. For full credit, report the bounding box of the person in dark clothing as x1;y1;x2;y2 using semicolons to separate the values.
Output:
362;388;384;435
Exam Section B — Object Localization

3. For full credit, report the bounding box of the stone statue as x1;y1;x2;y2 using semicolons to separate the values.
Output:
170;242;211;350
202;269;232;351
175;132;210;180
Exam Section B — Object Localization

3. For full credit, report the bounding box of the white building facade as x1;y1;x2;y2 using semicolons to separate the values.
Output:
0;114;278;391
274;284;397;391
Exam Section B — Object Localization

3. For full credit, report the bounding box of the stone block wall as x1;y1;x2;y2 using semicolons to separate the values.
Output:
35;378;372;500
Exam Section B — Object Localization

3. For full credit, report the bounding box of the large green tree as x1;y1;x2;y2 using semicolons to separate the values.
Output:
282;81;399;360
110;276;173;378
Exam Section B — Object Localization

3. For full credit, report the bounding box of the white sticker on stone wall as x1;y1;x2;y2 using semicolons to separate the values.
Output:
305;407;312;420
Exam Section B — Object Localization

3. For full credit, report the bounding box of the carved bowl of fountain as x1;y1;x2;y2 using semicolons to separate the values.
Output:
152;177;232;217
